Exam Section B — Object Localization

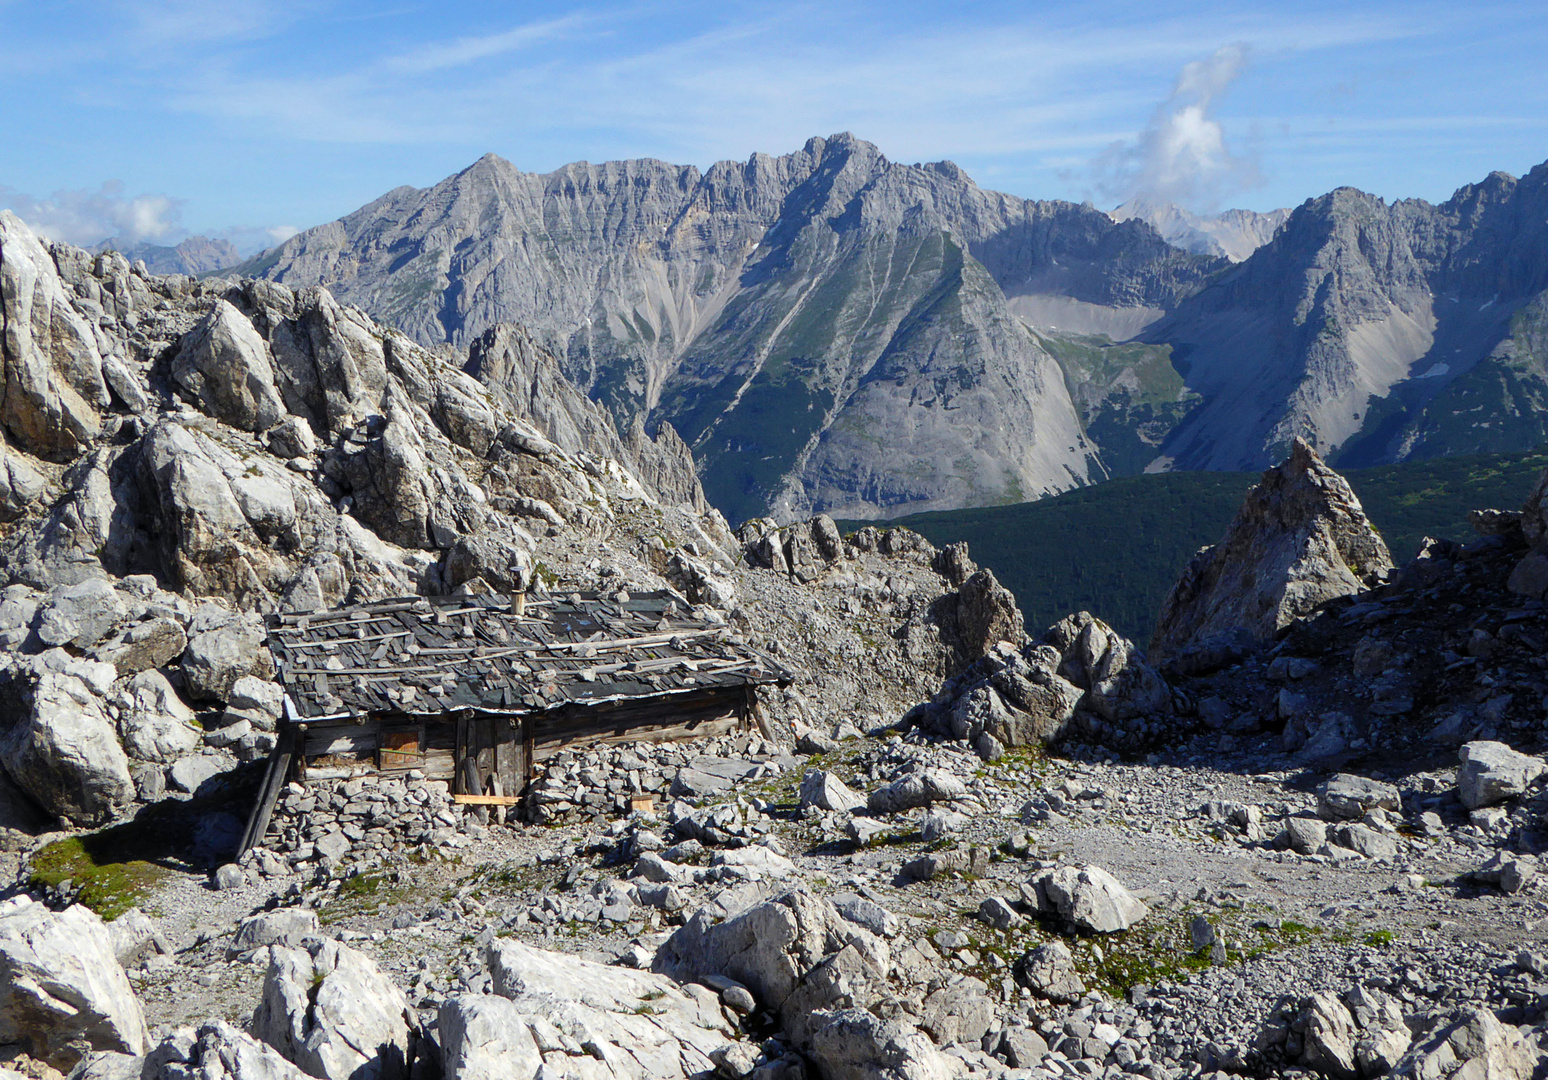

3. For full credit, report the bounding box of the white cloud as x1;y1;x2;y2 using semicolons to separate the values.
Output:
1089;43;1263;210
386;15;587;74
0;180;185;246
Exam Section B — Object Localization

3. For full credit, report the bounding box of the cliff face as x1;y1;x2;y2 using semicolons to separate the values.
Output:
249;135;1219;522
1148;165;1548;473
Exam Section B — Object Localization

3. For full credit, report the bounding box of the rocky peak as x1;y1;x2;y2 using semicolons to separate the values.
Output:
1149;438;1392;663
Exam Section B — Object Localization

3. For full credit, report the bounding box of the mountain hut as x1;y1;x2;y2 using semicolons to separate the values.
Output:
238;590;793;854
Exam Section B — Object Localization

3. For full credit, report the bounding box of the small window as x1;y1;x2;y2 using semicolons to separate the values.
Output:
379;726;425;771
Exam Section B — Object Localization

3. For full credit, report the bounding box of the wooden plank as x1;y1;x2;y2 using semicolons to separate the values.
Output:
238;728;293;856
451;794;521;806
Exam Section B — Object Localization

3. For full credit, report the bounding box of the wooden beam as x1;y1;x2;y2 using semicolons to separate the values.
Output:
238;728;294;857
452;794;521;806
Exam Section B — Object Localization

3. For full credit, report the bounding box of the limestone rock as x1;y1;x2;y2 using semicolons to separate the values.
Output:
435;996;541;1080
171;300;286;432
654;888;904;1056
1389;1006;1537;1080
90;617;187;676
254;939;416;1080
484;938;735;1079
1300;991;1358;1080
228;909;320;958
808;1008;956;1080
1033;864;1149;933
114;670;200;764
1285;817;1328;856
866;770;965;815
2;670;133;825
1150;440;1392;662
1012;941;1085;1004
107;909;171;969
0;897;147;1070
181;607;275;703
140;1020;313;1080
0;211;107;461
35;579;124;649
1316;774;1400;820
941;569;1024;670
800;769;866;813
1045;612;1170;722
1458;740;1546;808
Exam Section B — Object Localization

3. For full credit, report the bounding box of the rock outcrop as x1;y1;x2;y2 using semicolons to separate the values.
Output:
1150;439;1392;663
441;937;741;1080
0;898;147;1070
910;610;1172;755
254;939;418;1080
655;890;966;1077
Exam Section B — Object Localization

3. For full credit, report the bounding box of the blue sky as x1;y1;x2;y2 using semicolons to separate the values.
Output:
2;0;1546;252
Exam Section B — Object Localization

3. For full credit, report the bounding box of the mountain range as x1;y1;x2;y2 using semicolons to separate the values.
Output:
239;134;1548;524
1110;199;1290;262
97;235;242;277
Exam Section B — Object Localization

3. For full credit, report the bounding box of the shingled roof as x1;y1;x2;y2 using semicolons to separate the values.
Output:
266;591;793;722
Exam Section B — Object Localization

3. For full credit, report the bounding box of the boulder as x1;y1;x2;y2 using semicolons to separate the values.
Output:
1473;852;1537;894
228;908;320;958
0;211;107;460
107;909;171;969
35;579;124;649
800;770;866;813
181;607;275;703
91;617;188;676
808;1008;955;1080
2;670;134;825
435;996;541;1080
171;300;286;432
654;888;942;1064
254;939;416;1080
1299;991;1358;1080
1458;740;1546;809
943;569;1024;669
139;1020;313;1080
1150;439;1392;663
114;670;200;764
866;770;965;815
0;897;147;1070
1046;612;1170;722
1033;865;1149;933
482;938;736;1079
1012;941;1085;1004
1316;774;1400;821
984;667;1084;747
810;515;844;563
1284;817;1328;856
0;444;46;523
1389;1006;1537;1080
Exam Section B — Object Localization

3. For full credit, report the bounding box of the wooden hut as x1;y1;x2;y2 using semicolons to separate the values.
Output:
238;590;792;854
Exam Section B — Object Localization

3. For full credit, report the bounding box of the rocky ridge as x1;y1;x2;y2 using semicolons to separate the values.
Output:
246;134;1221;521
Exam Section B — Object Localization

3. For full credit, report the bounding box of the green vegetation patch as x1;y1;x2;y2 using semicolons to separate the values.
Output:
29;836;169;922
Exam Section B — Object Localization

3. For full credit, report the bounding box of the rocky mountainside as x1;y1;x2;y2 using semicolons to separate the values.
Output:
245;134;1221;522
1110;199;1291;262
1149;166;1548;473
238;140;1548;520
